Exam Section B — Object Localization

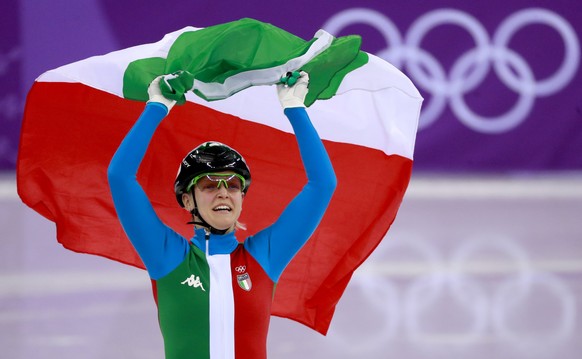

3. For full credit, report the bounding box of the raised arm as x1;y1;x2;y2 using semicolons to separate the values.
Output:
108;77;189;279
245;72;337;282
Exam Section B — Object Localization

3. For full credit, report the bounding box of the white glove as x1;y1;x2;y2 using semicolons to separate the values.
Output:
277;71;309;109
147;75;177;111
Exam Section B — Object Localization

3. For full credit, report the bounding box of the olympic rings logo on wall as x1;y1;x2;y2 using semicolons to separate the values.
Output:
322;8;580;134
328;236;576;356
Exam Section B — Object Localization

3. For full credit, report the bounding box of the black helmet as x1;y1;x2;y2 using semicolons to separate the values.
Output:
174;141;251;207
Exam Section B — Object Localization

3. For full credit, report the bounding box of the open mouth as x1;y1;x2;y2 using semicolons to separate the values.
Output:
213;205;232;212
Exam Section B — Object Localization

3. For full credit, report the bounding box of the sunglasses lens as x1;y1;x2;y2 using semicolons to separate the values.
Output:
194;173;244;192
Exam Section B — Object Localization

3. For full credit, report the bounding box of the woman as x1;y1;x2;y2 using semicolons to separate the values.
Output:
108;71;336;359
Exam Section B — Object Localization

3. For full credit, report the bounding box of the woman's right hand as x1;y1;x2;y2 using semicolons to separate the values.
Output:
147;75;177;111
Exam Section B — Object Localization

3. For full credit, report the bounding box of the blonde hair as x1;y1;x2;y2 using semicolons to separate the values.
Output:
235;221;247;231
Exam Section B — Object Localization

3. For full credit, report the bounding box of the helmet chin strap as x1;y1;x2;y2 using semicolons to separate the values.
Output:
186;194;229;235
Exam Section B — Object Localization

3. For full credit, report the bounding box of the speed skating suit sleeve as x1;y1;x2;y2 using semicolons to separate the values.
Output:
108;103;189;280
244;107;337;282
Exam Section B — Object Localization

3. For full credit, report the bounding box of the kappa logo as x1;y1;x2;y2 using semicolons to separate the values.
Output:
181;274;206;291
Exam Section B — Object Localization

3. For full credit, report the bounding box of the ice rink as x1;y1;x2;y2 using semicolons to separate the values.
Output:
2;172;580;358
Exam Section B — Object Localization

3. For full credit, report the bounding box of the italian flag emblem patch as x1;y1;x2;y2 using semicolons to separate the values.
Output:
237;273;252;292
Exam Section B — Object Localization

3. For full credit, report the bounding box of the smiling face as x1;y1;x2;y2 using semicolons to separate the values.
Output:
181;172;244;233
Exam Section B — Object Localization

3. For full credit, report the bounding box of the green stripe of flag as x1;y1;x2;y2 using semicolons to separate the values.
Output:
122;18;367;106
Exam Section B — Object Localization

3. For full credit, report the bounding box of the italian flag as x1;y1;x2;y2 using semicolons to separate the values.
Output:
17;18;422;335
